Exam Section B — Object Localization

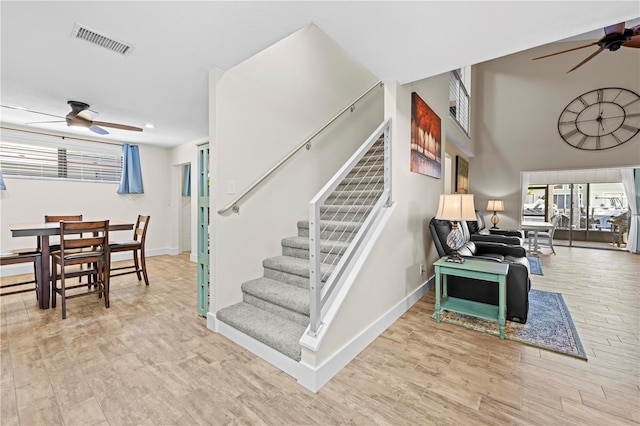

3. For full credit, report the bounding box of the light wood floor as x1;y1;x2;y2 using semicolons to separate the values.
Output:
1;249;639;425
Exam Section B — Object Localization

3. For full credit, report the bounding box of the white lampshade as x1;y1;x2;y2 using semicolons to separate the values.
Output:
486;199;505;212
435;194;476;221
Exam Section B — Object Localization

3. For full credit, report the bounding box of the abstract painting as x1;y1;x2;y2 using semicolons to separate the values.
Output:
410;92;441;178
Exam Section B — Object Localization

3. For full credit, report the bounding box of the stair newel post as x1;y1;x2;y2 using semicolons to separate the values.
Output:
383;120;392;207
308;201;322;337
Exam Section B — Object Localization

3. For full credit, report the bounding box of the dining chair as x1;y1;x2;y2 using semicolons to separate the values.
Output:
0;251;42;299
527;214;561;255
44;214;83;251
45;215;85;282
109;215;150;286
51;220;110;319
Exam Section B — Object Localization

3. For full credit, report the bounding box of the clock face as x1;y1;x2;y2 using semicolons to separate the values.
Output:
558;87;640;150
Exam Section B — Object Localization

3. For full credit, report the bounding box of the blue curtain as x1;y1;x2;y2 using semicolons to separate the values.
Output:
182;163;191;196
118;144;144;194
0;169;6;190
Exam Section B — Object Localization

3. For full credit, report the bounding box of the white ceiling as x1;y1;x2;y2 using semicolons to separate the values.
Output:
1;1;639;148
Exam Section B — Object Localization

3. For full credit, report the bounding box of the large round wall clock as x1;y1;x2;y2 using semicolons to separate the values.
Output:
558;87;640;151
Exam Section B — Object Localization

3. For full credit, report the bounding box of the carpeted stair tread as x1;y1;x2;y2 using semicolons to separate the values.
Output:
321;204;375;213
263;255;334;279
330;188;382;198
216;303;305;361
242;277;310;316
347;167;384;179
320;205;373;222
297;220;363;232
282;236;350;254
338;175;384;187
326;195;381;206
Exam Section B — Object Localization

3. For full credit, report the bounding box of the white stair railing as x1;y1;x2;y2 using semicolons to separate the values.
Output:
308;118;392;336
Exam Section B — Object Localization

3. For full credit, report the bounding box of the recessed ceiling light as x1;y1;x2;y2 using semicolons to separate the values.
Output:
144;123;156;129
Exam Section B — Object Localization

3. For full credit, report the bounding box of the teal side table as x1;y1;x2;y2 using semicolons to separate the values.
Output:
434;257;509;339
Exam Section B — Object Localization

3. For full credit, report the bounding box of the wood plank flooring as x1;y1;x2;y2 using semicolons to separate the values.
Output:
1;248;639;425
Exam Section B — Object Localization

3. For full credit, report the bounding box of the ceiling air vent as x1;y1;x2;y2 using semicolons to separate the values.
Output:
70;23;134;57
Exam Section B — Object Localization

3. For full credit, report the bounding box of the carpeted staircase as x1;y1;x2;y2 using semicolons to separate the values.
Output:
216;137;385;361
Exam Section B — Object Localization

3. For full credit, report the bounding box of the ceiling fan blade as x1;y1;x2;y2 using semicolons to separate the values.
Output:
604;22;625;35
623;36;640;48
1;105;65;119
532;42;598;60
92;120;143;132
89;125;110;135
25;120;66;124
566;47;605;73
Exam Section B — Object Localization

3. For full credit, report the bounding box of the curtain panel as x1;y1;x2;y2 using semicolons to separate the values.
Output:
117;144;144;194
182;163;191;197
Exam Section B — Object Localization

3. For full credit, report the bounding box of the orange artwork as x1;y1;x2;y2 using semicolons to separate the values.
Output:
410;92;441;178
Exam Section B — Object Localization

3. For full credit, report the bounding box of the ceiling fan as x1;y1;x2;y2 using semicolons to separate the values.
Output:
1;100;143;135
532;22;640;73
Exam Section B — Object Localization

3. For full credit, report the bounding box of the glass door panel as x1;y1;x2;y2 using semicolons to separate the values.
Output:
523;186;549;222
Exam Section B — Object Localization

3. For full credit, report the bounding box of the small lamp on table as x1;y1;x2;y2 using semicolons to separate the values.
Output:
487;199;505;229
435;194;476;263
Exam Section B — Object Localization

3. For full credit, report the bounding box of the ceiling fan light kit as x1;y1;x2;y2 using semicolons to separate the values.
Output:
533;21;640;73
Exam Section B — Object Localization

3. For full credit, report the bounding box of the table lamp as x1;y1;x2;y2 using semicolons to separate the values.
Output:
435;194;476;263
486;200;505;229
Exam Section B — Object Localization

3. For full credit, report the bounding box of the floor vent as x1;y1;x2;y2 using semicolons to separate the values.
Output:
71;23;134;57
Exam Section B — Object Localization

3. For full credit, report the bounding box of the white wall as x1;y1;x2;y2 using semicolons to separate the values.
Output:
311;74;451;365
1;141;176;274
470;40;640;230
210;24;382;312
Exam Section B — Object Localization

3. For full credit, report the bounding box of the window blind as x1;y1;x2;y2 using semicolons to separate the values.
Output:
0;128;122;183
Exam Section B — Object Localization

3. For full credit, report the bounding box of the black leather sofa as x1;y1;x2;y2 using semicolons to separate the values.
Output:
429;217;531;323
466;210;524;246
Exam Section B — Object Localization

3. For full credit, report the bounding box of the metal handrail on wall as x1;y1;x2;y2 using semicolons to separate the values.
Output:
308;118;392;336
217;81;384;215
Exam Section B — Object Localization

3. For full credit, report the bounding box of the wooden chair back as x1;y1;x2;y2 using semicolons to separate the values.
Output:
109;215;151;286
58;220;109;261
133;215;150;243
51;220;110;319
43;215;83;250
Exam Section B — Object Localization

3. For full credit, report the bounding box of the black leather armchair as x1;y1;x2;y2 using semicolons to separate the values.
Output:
429;217;531;323
467;210;524;246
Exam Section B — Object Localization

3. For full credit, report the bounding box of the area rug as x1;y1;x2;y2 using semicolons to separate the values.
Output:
527;256;543;275
433;289;587;360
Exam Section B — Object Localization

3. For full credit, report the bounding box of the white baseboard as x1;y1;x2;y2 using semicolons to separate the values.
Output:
208;313;299;378
297;276;434;392
0;247;180;277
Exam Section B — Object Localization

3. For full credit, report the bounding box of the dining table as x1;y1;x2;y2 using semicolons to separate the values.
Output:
520;220;553;254
10;220;134;309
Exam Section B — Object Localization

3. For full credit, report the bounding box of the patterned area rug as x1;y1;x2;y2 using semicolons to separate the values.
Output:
527;256;543;275
433;289;587;360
